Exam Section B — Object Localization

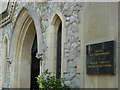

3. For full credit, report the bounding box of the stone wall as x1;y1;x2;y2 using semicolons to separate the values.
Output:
81;2;118;88
0;2;119;89
0;2;83;88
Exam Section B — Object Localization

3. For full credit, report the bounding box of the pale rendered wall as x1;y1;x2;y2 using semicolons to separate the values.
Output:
82;2;118;88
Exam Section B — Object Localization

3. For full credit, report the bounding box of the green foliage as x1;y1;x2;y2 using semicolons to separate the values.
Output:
36;69;70;89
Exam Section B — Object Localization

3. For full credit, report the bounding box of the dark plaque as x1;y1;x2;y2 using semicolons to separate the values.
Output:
86;40;116;74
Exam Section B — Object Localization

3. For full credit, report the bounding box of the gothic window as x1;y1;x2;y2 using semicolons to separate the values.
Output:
53;15;62;79
56;22;62;79
48;12;66;79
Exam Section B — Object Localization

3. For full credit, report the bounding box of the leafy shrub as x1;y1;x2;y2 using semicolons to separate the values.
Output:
36;69;70;89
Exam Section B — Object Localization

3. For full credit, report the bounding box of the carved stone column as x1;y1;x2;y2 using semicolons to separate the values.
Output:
6;57;11;88
36;53;43;76
7;57;12;64
36;53;43;60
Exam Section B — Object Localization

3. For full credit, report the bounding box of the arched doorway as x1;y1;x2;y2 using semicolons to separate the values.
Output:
30;35;40;89
10;7;43;88
19;21;40;88
10;5;43;88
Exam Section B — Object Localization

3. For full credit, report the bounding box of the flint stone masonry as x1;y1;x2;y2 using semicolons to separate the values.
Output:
71;77;80;88
0;2;82;88
65;81;71;86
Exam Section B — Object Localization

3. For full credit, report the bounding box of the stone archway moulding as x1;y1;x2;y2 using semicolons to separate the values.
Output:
10;5;43;88
49;10;66;44
47;10;67;77
2;34;9;88
3;34;9;58
10;5;43;57
23;5;44;55
3;34;11;63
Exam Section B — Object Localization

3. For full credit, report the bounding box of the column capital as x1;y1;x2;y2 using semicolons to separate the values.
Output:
36;53;43;60
7;57;12;64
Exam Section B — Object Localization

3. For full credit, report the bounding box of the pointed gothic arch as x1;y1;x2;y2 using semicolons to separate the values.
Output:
10;5;43;88
47;11;67;78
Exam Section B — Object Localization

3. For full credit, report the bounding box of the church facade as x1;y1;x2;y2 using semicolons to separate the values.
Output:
0;1;119;89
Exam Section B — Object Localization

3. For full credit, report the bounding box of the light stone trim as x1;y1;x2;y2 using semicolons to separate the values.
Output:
36;53;43;60
9;5;44;88
47;10;67;77
2;34;9;88
12;16;34;88
23;5;44;54
3;34;9;57
18;18;33;88
12;14;32;88
77;4;85;88
49;10;67;44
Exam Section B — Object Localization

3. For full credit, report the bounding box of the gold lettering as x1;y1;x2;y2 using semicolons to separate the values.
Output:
95;49;103;53
89;51;110;57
